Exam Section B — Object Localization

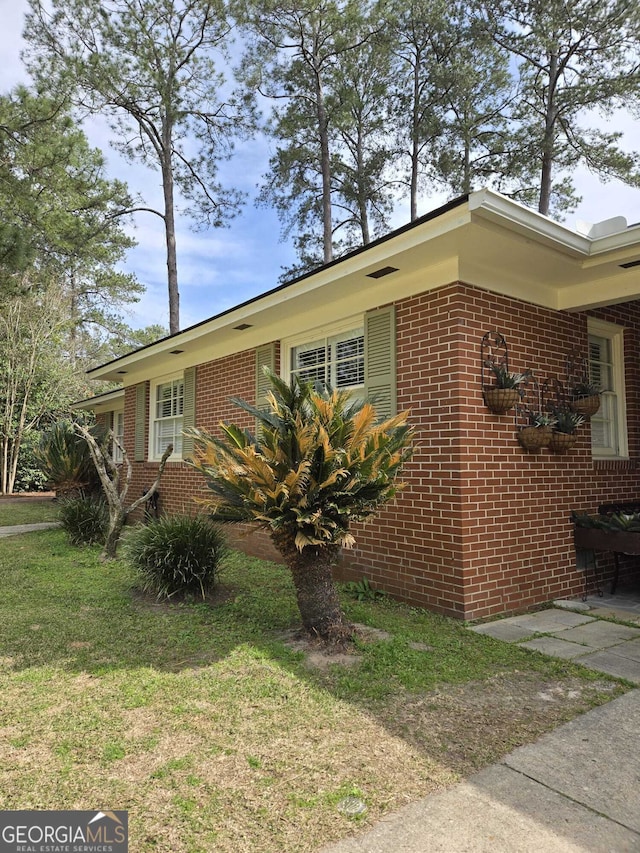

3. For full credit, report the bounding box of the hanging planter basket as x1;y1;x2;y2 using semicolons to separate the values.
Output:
549;432;578;454
570;395;600;417
483;387;520;414
517;425;552;451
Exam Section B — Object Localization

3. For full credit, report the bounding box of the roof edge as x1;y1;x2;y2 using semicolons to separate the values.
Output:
87;194;470;377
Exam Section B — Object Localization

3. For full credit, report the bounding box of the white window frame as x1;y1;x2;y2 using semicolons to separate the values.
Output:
149;373;184;461
587;318;628;459
112;409;124;464
282;316;365;395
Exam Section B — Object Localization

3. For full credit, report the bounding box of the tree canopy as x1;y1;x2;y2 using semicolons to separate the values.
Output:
24;0;256;333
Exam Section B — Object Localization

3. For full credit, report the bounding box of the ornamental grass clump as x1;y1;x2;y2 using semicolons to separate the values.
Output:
124;514;227;600
59;495;109;545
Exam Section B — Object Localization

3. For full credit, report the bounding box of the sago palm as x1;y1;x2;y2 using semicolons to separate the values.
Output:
36;419;102;497
188;370;413;642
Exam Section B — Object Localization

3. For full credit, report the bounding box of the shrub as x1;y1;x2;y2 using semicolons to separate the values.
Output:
14;431;49;492
124;515;227;600
36;420;103;498
59;495;109;545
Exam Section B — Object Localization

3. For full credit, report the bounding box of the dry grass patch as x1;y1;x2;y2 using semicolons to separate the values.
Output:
0;650;451;852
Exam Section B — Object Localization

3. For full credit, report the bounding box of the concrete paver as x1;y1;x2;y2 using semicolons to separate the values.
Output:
0;522;60;538
469;621;535;642
517;636;592;659
505;690;640;833
496;610;595;633
578;649;640;683
609;637;640;662
550;619;640;647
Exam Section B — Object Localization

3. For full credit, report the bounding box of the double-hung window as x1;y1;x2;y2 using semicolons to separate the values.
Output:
152;376;184;458
113;411;124;463
290;326;365;393
588;318;627;458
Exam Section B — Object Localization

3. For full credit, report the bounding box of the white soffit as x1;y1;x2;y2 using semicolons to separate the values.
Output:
88;190;640;380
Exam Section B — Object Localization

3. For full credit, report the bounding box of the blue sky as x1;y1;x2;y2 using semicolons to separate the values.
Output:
2;0;640;334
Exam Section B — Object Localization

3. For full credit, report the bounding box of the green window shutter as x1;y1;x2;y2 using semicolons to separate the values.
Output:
182;366;196;460
134;383;147;462
256;343;276;408
364;306;397;420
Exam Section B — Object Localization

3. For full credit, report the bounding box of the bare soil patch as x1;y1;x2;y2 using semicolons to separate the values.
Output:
382;670;620;777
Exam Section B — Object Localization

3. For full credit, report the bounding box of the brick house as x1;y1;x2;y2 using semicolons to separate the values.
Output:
76;189;640;620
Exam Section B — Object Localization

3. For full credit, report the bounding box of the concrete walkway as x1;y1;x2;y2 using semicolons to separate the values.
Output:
321;602;640;852
0;522;60;538
320;690;640;852
470;602;640;685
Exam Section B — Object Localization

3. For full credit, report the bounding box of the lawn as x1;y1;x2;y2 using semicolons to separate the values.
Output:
0;529;626;852
0;497;59;526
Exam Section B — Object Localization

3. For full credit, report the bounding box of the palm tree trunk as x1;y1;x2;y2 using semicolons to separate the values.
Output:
272;531;353;642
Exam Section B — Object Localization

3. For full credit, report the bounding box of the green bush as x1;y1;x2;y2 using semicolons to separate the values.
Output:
124;515;227;600
14;431;49;492
59;496;109;545
36;420;103;497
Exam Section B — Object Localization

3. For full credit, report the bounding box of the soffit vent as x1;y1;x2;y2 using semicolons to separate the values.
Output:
366;266;399;279
234;323;253;330
620;259;640;269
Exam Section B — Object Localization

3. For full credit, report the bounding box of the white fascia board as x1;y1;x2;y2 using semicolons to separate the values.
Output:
468;189;591;257
588;223;640;256
470;189;640;263
88;202;471;380
72;387;125;411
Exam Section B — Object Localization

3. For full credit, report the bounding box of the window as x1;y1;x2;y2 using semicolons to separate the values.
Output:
279;307;396;420
151;376;183;459
113;411;124;463
588;319;627;458
290;326;365;392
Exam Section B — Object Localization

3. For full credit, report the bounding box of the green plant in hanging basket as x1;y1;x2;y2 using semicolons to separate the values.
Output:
517;412;557;451
549;409;585;453
553;410;585;434
483;364;529;414
569;380;601;417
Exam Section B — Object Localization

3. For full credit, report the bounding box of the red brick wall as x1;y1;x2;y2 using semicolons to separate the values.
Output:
119;285;640;620
123;347;283;562
338;285;640;619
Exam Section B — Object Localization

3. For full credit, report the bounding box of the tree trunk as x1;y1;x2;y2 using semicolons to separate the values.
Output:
315;68;333;264
103;509;127;560
538;50;559;217
161;121;180;334
0;438;8;494
356;122;370;245
410;59;420;221
272;529;353;642
463;120;472;194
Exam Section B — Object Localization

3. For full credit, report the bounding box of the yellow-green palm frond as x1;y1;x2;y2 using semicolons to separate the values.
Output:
185;372;413;548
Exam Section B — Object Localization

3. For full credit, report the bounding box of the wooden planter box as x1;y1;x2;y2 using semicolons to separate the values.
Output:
573;527;640;555
574;526;640;593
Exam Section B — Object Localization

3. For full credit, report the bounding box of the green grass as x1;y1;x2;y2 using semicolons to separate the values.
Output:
0;529;626;853
0;498;59;526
